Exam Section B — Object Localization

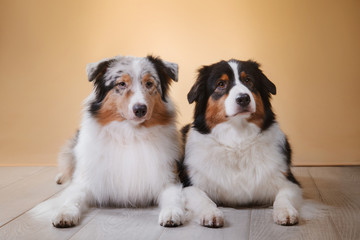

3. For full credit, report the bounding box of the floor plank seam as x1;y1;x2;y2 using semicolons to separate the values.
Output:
307;167;343;240
0;182;66;229
0;167;47;190
307;168;325;202
0;207;29;228
68;209;101;240
247;209;252;240
1;167;359;240
327;214;343;240
156;228;165;240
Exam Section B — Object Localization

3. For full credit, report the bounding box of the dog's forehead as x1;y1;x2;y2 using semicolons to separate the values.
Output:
227;60;242;80
104;56;159;85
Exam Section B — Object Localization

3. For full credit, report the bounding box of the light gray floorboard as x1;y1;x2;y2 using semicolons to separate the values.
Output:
248;167;340;240
70;208;164;240
0;167;359;240
0;167;65;227
0;208;99;240
309;167;360;240
159;208;251;240
0;167;45;189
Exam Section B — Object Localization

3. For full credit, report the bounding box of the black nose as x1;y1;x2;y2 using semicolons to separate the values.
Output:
236;94;251;107
133;104;147;118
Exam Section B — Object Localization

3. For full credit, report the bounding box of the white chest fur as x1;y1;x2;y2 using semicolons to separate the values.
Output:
185;117;289;206
73;116;180;207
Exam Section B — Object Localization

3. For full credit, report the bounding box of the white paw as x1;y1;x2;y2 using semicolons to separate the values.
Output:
52;206;80;228
55;173;64;184
199;207;224;228
159;207;184;227
55;172;71;185
273;206;299;226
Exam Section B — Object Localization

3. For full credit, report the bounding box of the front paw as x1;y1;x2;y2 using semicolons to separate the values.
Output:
55;173;65;185
159;207;184;227
199;207;224;228
273;206;299;226
52;206;80;228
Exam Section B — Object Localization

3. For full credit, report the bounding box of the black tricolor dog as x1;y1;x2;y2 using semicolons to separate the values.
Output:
180;59;302;227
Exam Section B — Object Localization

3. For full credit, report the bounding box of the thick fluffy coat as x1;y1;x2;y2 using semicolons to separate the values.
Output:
53;55;184;228
181;59;302;227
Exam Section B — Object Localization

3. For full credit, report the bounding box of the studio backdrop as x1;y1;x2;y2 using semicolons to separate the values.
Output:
0;0;359;166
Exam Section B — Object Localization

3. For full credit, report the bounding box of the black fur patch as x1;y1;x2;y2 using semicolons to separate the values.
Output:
232;60;276;132
187;61;235;134
88;59;116;118
187;59;277;133
147;55;176;102
178;124;192;187
180;124;191;145
281;136;300;186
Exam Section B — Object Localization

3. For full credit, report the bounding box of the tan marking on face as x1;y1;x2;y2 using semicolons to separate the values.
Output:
136;73;174;127
142;93;174;127
205;94;228;129
117;74;131;93
96;74;133;125
240;71;247;80
247;92;265;128
220;74;229;81
215;74;230;92
142;74;156;89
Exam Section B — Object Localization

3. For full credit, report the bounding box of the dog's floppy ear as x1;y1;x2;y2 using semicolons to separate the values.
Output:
161;60;179;82
187;65;210;104
248;60;276;95
147;55;179;101
261;73;276;95
86;57;114;82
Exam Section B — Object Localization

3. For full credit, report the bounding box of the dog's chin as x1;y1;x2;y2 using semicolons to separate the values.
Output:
128;116;147;125
227;109;254;118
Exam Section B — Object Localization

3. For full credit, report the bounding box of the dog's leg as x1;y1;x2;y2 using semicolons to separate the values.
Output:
158;184;185;227
52;183;89;228
55;135;77;184
183;186;224;228
273;183;302;226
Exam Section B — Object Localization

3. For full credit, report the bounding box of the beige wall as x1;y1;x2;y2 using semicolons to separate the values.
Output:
1;0;359;166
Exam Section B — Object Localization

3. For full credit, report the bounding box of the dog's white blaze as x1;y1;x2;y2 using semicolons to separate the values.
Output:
225;61;256;117
228;61;240;83
128;78;147;118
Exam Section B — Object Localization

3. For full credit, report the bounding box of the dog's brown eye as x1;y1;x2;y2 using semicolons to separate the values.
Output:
118;82;127;88
244;78;253;88
217;80;227;89
145;81;153;89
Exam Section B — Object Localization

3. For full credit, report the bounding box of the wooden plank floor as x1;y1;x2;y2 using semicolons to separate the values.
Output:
0;167;359;240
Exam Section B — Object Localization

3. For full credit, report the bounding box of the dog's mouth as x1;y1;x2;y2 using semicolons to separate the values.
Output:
227;108;254;118
129;116;147;124
238;109;252;115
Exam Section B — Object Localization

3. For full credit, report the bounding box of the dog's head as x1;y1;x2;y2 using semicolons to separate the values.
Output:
188;59;276;133
87;55;178;126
